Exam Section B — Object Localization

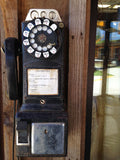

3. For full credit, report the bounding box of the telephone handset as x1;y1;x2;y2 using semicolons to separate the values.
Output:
4;9;67;157
4;38;19;100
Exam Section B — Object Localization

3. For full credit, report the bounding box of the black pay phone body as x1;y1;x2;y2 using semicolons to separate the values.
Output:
4;9;68;157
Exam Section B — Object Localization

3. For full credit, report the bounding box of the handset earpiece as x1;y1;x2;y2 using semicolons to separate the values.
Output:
4;37;19;100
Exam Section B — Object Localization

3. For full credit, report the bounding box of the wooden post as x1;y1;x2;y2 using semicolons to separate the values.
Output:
68;0;91;160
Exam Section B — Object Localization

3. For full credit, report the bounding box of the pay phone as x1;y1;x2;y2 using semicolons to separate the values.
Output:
4;9;68;157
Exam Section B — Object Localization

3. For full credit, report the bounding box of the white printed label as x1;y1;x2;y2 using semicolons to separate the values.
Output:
23;39;29;46
43;52;49;58
23;31;29;37
35;19;41;25
35;51;41;58
27;46;34;53
50;47;57;54
50;24;57;31
28;69;58;95
27;23;34;30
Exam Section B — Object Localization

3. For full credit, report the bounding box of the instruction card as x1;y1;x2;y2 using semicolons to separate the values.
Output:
28;69;58;95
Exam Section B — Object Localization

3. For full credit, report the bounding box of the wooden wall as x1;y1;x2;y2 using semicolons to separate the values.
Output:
0;0;91;160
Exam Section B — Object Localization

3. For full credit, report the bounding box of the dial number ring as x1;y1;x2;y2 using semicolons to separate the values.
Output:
28;24;57;53
23;18;62;59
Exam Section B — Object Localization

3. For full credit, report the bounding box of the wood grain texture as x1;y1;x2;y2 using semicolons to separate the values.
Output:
0;10;4;160
0;0;92;159
68;0;91;160
0;0;18;160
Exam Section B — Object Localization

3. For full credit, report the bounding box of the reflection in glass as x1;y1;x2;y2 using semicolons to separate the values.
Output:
91;1;120;160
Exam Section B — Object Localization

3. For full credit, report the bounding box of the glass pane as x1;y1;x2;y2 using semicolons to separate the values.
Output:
91;1;120;160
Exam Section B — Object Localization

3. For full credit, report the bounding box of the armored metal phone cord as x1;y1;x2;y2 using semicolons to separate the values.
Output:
12;100;20;160
17;101;20;160
12;100;16;160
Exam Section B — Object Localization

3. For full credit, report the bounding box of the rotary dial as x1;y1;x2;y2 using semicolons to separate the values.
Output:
23;18;62;59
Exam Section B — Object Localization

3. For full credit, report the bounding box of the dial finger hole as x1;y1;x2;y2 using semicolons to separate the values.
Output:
30;39;35;43
37;26;42;31
30;33;35;38
43;46;47;51
32;28;37;34
32;43;38;48
42;26;47;31
47;29;52;34
47;44;52;49
37;46;42;51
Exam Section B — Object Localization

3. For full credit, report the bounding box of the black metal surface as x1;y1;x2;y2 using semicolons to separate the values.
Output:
18;130;28;143
16;121;28;130
21;18;66;111
12;100;16;160
4;38;19;100
20;103;65;112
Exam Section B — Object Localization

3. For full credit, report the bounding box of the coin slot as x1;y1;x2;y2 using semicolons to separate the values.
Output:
41;11;47;18
30;10;39;19
49;11;56;19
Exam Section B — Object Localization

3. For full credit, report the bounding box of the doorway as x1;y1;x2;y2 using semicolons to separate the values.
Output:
90;1;120;160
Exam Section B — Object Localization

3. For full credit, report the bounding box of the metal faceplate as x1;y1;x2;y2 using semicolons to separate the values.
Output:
25;9;62;22
31;123;65;155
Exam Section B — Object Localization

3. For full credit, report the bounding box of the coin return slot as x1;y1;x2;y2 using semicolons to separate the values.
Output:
16;130;29;146
31;123;65;155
